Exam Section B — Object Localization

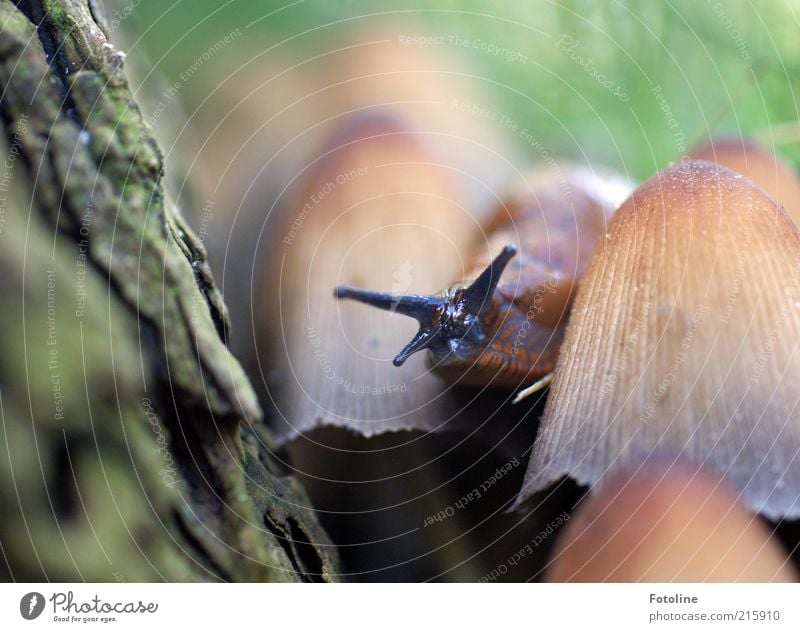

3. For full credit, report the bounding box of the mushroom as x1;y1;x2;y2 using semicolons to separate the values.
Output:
688;136;800;227
547;465;797;581
259;115;476;440
514;160;800;520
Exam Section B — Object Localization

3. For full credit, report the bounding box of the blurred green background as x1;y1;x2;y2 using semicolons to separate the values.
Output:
115;0;800;179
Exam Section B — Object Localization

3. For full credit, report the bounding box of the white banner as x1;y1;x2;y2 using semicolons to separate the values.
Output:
1;583;798;631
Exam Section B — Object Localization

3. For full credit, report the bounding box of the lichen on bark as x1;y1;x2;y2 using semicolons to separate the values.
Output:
0;0;338;581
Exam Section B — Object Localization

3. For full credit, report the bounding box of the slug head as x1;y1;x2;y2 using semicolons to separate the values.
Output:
334;245;517;367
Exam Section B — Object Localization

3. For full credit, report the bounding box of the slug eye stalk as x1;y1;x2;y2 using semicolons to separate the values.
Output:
334;245;517;366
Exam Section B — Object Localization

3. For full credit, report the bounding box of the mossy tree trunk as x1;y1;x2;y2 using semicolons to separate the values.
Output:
0;0;338;581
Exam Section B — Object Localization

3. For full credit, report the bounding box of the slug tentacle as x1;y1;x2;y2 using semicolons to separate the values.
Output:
393;328;439;367
335;246;518;368
461;245;517;314
333;287;445;321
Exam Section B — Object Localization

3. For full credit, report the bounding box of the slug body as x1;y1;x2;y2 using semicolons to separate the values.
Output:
336;168;632;388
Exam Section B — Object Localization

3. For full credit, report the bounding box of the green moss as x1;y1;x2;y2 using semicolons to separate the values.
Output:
43;0;71;33
0;0;338;582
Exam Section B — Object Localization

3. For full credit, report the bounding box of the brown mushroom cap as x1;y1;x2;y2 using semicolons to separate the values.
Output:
688;136;800;227
514;160;800;520
547;464;797;581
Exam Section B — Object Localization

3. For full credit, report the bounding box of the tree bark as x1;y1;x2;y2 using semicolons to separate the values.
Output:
0;0;339;581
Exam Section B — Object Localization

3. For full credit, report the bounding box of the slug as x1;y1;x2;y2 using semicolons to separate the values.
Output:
335;167;633;389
